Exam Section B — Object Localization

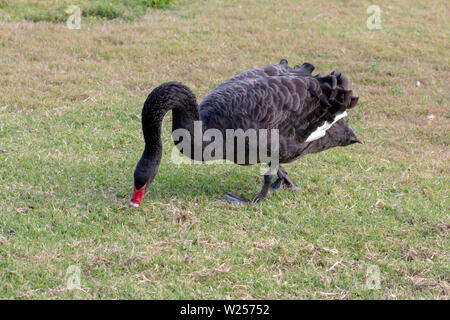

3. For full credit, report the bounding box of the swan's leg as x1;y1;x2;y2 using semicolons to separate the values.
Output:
252;174;275;203
271;166;299;191
270;176;283;190
222;174;275;204
278;166;299;190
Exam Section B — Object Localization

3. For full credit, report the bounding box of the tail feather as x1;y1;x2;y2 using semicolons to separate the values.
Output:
296;69;359;143
294;62;315;75
279;59;315;76
315;71;358;115
276;60;358;143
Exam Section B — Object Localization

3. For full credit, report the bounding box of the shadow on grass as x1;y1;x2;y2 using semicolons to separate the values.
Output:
142;164;260;202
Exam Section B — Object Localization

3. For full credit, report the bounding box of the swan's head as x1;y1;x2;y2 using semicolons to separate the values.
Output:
130;148;162;208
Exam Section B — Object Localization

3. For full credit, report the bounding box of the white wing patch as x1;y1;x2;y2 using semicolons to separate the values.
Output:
305;111;348;143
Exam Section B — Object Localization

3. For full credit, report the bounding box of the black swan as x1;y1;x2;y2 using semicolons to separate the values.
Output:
130;59;360;207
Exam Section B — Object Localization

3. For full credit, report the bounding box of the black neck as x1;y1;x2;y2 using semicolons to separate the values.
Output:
134;82;199;189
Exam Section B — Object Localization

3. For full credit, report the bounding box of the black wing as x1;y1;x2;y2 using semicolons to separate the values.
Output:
199;60;358;161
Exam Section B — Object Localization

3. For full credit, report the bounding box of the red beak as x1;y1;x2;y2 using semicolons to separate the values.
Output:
130;184;147;208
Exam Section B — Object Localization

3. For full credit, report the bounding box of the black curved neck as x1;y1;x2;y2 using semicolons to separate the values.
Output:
134;82;200;189
142;81;199;142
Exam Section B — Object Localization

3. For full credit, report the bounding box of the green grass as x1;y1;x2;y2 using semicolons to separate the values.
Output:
0;0;174;22
0;0;449;299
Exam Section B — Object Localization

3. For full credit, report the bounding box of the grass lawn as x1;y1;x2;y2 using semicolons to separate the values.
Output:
0;0;448;299
0;0;173;22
